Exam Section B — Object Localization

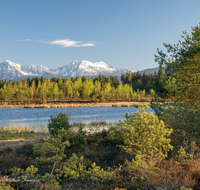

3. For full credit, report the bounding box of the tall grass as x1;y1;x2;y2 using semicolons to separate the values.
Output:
0;121;117;134
0;125;48;133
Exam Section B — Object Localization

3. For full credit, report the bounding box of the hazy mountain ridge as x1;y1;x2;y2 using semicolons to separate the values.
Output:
0;60;158;81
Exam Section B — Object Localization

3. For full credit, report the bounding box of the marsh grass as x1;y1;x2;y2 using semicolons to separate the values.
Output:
0;120;115;137
0;125;48;133
0;131;49;141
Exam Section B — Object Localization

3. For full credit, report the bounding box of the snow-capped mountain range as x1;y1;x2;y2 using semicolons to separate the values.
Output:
0;60;158;81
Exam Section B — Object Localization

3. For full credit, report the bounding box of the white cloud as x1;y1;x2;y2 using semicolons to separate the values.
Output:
17;39;30;41
75;43;95;47
49;39;95;47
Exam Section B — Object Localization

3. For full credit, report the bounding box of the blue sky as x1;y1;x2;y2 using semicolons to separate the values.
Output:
0;0;200;70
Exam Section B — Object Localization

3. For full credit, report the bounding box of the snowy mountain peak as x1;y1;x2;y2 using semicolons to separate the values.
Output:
3;60;21;69
22;64;50;75
0;60;158;81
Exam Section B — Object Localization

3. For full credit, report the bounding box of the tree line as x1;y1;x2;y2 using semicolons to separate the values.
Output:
0;74;156;101
121;71;157;92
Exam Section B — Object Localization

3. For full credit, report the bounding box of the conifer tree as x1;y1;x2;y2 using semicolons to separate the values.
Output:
29;80;36;99
47;81;54;99
66;83;73;99
154;24;200;105
93;80;101;98
153;23;200;144
53;83;59;99
58;77;64;91
108;105;173;161
37;80;42;98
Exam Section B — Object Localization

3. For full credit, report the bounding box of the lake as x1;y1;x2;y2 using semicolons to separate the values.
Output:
0;106;154;128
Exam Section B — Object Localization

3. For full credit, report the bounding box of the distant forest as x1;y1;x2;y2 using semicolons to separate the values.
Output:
0;71;157;101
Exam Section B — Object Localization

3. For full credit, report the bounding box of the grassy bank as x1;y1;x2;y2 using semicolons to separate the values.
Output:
0;97;172;108
0;101;153;108
0;132;49;150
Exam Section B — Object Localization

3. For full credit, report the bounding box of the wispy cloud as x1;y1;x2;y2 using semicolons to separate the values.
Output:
17;39;30;41
49;39;95;47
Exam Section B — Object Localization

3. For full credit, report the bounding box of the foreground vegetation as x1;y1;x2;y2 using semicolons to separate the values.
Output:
0;106;199;190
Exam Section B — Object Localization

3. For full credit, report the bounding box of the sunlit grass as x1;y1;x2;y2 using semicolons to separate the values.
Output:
0;121;118;135
0;125;48;133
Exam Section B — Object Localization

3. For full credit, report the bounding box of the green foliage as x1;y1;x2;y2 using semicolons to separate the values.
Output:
121;71;155;93
74;123;87;144
154;23;200;105
154;103;200;144
175;146;193;163
10;165;39;181
33;129;73;165
33;129;73;189
153;23;200;147
40;173;61;190
0;75;154;102
126;154;160;182
180;187;193;190
108;106;173;160
56;153;121;184
48;112;72;136
0;183;15;190
9;129;72;190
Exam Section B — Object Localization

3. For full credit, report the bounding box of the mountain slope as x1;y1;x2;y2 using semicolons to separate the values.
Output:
0;60;158;81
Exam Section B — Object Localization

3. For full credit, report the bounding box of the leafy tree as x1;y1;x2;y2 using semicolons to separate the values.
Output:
63;78;72;97
116;83;124;99
41;80;48;99
103;82;112;98
58;77;64;91
47;81;54;99
66;83;73;99
15;81;25;100
53;83;59;99
29;80;36;99
82;78;94;98
123;84;131;99
37;80;42;98
93;80;101;98
72;76;82;98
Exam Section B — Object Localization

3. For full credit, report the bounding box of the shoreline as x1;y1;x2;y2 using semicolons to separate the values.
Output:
0;101;152;108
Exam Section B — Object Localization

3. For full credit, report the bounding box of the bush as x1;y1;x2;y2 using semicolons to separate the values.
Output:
108;105;173;161
48;112;72;136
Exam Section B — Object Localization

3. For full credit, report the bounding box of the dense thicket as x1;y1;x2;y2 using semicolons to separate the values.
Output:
0;75;155;102
121;71;157;93
152;23;200;145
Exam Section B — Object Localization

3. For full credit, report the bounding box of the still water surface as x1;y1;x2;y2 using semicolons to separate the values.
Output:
0;106;154;128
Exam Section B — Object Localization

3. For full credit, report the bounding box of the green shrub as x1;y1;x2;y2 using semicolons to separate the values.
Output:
48;112;72;136
0;183;14;190
108;105;173;161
